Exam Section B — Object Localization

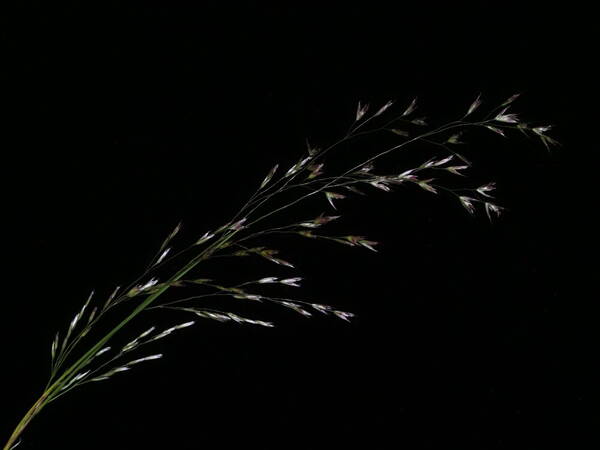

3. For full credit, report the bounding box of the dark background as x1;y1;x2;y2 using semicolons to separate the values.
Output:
1;2;596;449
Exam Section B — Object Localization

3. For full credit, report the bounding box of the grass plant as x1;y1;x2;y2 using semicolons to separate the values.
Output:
3;94;557;450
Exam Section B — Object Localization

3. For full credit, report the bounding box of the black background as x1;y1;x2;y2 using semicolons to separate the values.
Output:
1;2;596;449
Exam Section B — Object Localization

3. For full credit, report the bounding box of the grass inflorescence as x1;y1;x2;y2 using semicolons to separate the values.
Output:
3;93;557;450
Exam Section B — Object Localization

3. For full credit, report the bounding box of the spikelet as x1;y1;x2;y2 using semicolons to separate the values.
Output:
260;164;279;188
465;93;482;117
401;97;417;117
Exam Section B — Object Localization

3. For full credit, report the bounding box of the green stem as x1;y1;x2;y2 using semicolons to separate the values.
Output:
3;231;236;450
3;390;50;450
